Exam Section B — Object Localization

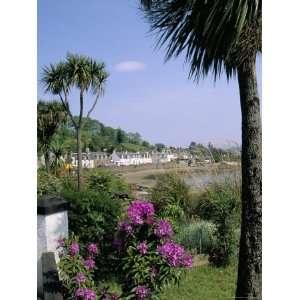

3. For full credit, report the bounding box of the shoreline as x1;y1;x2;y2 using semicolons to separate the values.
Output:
112;162;240;188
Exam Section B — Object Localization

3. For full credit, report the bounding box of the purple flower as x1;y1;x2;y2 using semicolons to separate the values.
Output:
87;243;99;255
57;238;65;247
70;242;80;256
75;288;85;298
157;241;185;267
135;285;150;299
154;220;173;238
127;201;154;225
84;257;95;270
74;272;86;284
118;221;133;234
111;293;119;300
137;242;148;255
182;255;193;268
84;289;96;300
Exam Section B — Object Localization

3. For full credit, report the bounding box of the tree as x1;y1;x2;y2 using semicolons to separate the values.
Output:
128;132;142;145
37;100;66;172
155;143;165;152
139;1;262;299
42;53;109;190
116;128;126;144
189;141;197;149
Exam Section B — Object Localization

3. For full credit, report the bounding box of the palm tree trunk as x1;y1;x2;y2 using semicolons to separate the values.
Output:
235;61;262;300
44;151;50;173
76;128;82;191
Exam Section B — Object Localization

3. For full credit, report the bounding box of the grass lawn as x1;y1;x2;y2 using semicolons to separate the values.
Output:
160;263;237;300
106;263;237;300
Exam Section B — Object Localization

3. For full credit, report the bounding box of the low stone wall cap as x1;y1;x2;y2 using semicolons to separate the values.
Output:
37;196;69;215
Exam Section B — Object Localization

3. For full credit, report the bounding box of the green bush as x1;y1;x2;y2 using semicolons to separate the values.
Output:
176;220;217;255
61;189;122;280
87;169;129;195
37;169;63;199
151;172;190;216
194;178;241;267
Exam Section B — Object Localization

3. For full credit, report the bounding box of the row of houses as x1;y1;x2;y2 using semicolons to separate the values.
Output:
71;150;178;168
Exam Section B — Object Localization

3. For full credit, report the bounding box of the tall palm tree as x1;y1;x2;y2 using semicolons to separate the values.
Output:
41;53;109;190
139;1;261;299
37;100;66;172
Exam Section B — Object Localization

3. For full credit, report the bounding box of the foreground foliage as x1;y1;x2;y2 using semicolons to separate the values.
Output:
62;190;122;281
58;235;119;300
37;169;63;199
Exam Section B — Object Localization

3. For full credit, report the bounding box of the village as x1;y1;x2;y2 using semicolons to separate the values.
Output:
70;149;195;169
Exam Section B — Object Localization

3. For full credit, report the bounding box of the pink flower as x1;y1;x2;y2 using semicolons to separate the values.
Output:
111;293;119;300
75;288;96;300
137;242;148;255
154;220;173;238
57;238;65;247
70;242;80;256
136;285;150;299
87;243;99;255
75;288;85;298
182;255;193;268
118;221;133;234
74;272;86;284
157;241;185;267
127;201;154;225
84;289;96;300
84;257;95;270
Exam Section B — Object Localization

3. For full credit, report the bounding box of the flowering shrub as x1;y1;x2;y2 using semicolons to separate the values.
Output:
57;235;120;300
114;200;192;299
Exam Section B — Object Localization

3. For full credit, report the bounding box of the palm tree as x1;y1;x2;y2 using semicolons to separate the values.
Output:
139;1;261;299
37;100;66;172
41;53;109;190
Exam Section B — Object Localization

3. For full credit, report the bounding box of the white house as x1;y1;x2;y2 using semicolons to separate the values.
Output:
151;150;177;164
111;151;152;166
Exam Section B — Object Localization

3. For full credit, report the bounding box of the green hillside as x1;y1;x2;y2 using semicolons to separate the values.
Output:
54;116;154;154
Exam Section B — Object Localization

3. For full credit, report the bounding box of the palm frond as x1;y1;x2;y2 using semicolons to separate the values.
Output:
140;0;261;81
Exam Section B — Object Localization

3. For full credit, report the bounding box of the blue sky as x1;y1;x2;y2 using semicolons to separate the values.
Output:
38;0;262;147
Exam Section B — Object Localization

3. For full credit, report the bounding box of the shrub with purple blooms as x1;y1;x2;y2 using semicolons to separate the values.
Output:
114;200;192;299
57;235;120;300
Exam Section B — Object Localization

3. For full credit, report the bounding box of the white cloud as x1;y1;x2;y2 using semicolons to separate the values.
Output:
115;61;146;72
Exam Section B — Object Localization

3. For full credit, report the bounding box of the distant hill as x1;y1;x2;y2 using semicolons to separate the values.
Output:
54;116;154;153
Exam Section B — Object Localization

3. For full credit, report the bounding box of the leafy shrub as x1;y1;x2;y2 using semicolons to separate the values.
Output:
87;169;129;195
60;175;78;192
195;178;241;225
175;220;217;255
58;235;120;300
114;200;192;299
158;203;185;233
61;190;122;280
37;169;63;199
151;172;189;220
194;178;241;267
